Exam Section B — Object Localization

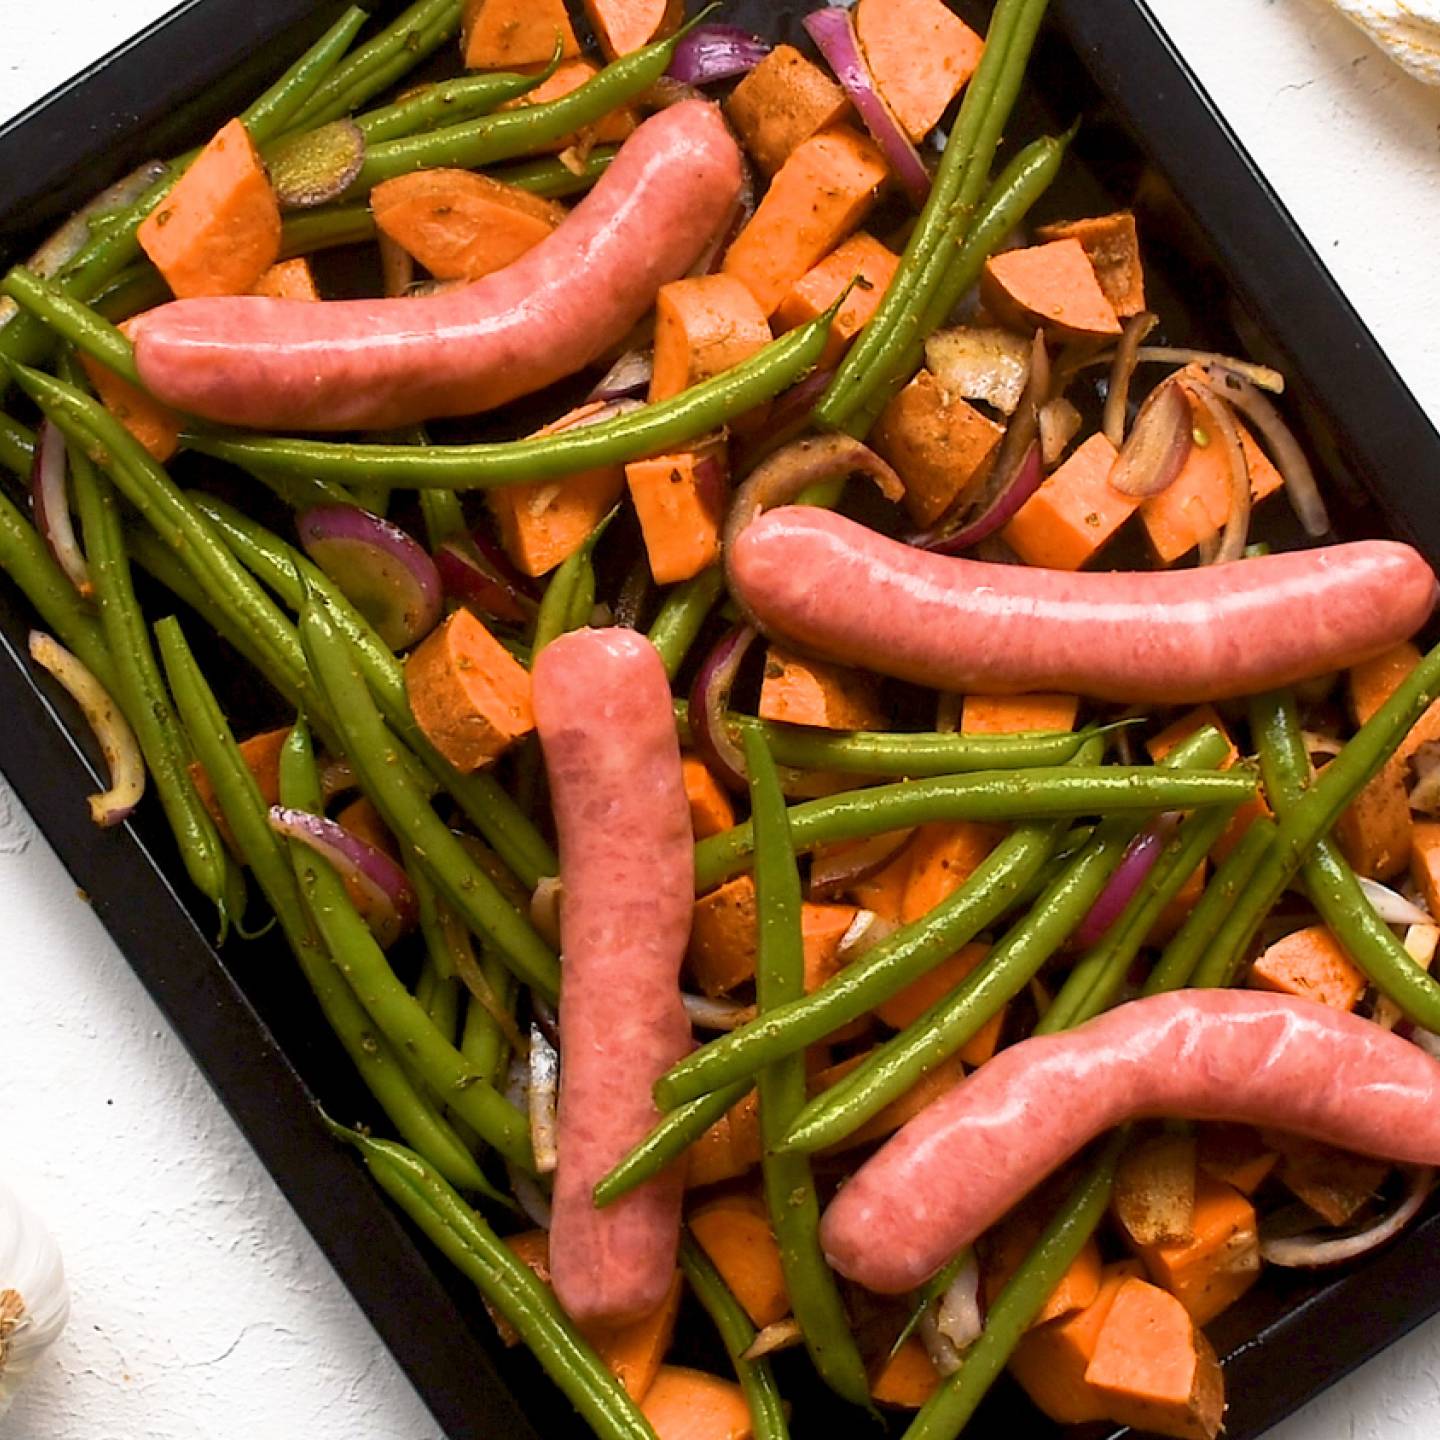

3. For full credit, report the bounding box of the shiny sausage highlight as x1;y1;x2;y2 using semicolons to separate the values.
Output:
820;990;1440;1293
727;508;1437;705
132;101;743;432
534;627;693;1327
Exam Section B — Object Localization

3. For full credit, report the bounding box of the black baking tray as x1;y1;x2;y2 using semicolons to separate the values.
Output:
3;3;1440;1437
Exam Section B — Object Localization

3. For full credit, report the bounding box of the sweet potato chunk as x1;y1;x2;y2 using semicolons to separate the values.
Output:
855;0;984;141
774;231;899;368
682;756;735;840
1113;1133;1198;1248
981;238;1121;341
689;1192;788;1329
461;0;580;69
78;316;182;463
872;1337;942;1409
639;1365;752;1440
251;257;321;301
499;58;638;149
1003;432;1135;570
725;44;849;176
626;443;728;585
651;275;772;402
584;0;684;60
1035;211;1146;317
961;694;1079;735
758;647;886;730
1249;923;1367;1012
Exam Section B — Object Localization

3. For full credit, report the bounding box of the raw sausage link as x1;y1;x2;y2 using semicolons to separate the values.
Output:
131;101;743;432
820;989;1440;1293
534;627;694;1327
728;508;1437;705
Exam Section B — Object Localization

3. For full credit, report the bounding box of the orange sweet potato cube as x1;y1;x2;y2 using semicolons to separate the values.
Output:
758;646;886;730
774;231;900;368
651;275;772;402
1196;1126;1279;1197
724;126;889;315
872;1336;942;1409
814;1049;966;1152
984;1210;1103;1329
725;44;850;176
688;875;758;997
78;317;182;463
856;0;984;141
1249;923;1366;1012
1413;822;1440;917
961;694;1079;735
498;58;637;149
981;238;1121;341
847;839;916;922
640;1366;751;1440
1265;1132;1389;1227
803;901;860;993
251;257;321;301
461;0;581;69
626;443;727;584
1350;642;1424;726
689;1192;788;1329
876;940;1002;1066
584;0;684;61
873;369;1004;528
900;822;1003;922
404;609;535;771
682;756;735;840
1035;211;1146;318
138;117;279;298
1335;760;1413;880
1003;432;1136;570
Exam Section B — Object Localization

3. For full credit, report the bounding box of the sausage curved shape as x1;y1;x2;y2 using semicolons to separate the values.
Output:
533;627;693;1327
727;508;1437;705
820;990;1440;1293
130;101;743;432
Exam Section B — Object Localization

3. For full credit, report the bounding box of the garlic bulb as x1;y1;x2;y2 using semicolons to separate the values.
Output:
0;1182;70;1418
1326;1;1440;85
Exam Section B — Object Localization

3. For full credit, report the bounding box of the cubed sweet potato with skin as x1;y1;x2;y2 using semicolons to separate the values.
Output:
650;275;773;402
499;58;638;150
846;839;915;922
1141;374;1285;563
686;1095;763;1189
1008;1261;1145;1425
682;756;735;840
639;1365;752;1440
1002;432;1136;571
372;169;567;282
1035;211;1146;318
1197;1126;1279;1197
813;1050;966;1153
1083;1278;1226;1440
758;646;887;730
981;238;1122;341
961;694;1079;735
984;1216;1103;1329
876;941;1002;1066
1264;1131;1389;1227
589;1269;684;1403
1249;923;1367;1012
251;257;321;301
871;1336;942;1409
689;875;758;998
723;126;889;315
873;370;1005;528
1334;758;1413;880
461;0;581;69
901;823;1003;923
725;44;850;177
138;117;280;299
405;609;535;772
1113;1133;1198;1248
626;443;728;584
584;0;684;60
1130;1175;1259;1326
190;726;290;848
1350;642;1424;726
855;0;984;142
774;231;900;369
486;403;626;576
486;1229;553;1345
803;902;860;993
1412;822;1440;917
689;1192;788;1329
78;317;183;463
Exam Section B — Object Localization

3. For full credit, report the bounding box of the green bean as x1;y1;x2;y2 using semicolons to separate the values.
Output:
491;148;616;199
593;1078;751;1208
680;1236;790;1440
1252;689;1440;1030
902;1133;1124;1440
279;204;378;258
92;263;170;325
419;489;467;548
300;594;561;1001
1;269;139;383
242;5;371;144
533;509;614;654
1193;638;1440;987
1036;802;1239;1035
286;0;465;132
0;411;36;481
744;727;872;1409
693;761;1257;891
780;728;1232;1153
0;488;112;685
191;493;556;886
70;439;236;922
647;568;724;679
333;1126;657;1440
184;298;842;489
348;25;685;193
656;820;1065;1110
1143;818;1275;997
843;127;1073;438
815;0;1050;433
354;63;553;144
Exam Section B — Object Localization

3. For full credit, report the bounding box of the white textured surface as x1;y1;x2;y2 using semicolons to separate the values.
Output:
2;2;1440;1437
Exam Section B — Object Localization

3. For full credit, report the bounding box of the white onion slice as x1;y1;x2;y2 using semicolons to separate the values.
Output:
741;1319;803;1361
528;1022;560;1175
530;876;563;950
1358;875;1433;928
683;993;756;1031
935;1247;983;1352
29;419;91;598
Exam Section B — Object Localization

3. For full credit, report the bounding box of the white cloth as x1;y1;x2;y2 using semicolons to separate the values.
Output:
1329;0;1440;82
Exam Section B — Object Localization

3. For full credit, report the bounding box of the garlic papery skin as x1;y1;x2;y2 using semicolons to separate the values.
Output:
0;1182;70;1418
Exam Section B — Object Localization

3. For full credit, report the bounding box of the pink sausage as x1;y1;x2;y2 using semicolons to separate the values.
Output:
130;101;742;432
533;627;693;1327
728;508;1437;705
820;990;1440;1293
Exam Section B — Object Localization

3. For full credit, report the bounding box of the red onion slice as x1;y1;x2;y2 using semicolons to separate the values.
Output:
29;630;144;827
268;805;418;947
688;625;758;792
1103;311;1159;447
1074;814;1182;949
804;8;931;206
1108;376;1193;498
587;347;654;403
732;366;836;476
30;420;92;598
914;441;1043;554
434;536;536;626
1261;1167;1434;1268
1188;383;1251;564
668;23;771;85
528;1022;560;1175
297;505;443;650
809;830;916;899
1137;347;1285;394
